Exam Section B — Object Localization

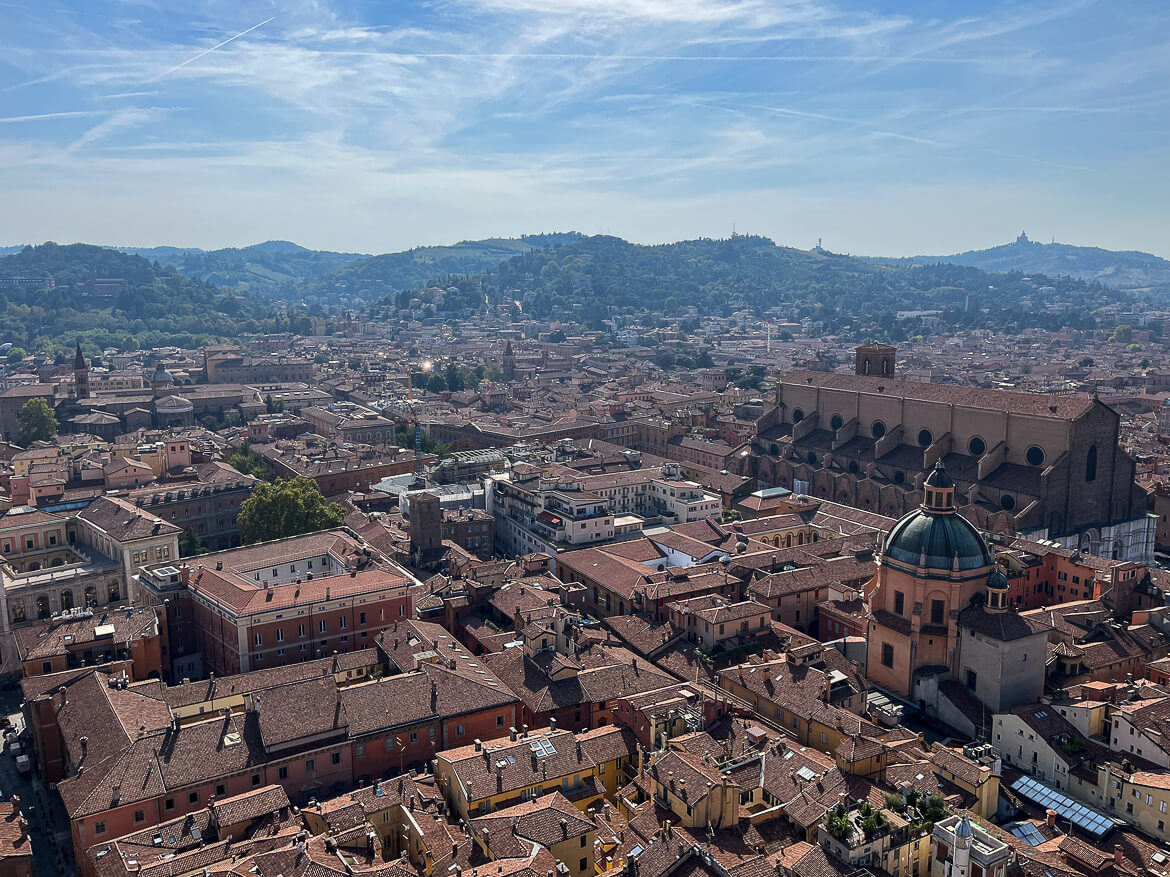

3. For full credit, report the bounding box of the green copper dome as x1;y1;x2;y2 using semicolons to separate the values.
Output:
883;508;992;572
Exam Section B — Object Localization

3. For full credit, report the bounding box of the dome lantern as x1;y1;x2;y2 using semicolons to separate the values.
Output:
923;461;955;511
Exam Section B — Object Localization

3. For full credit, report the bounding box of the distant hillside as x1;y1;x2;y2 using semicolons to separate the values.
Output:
371;234;1124;339
294;233;582;302
874;233;1170;290
0;242;278;353
109;241;368;298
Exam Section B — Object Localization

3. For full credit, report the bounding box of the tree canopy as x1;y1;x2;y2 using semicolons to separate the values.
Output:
237;477;346;545
17;397;57;445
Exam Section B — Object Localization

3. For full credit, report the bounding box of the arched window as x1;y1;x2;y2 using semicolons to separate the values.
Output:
792;408;804;424
864;359;871;375
830;414;843;431
10;600;25;623
1085;445;1097;482
61;590;74;611
36;595;50;619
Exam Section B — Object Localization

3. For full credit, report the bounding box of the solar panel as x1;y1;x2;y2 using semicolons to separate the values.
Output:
1009;776;1118;838
1008;823;1045;846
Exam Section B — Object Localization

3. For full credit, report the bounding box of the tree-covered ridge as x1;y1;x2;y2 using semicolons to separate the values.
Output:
872;234;1170;292
295;232;581;302
170;242;367;297
373;234;1125;339
0;242;280;354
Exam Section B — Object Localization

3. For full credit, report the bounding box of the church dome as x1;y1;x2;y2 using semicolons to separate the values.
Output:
883;511;992;572
955;816;973;839
882;462;991;574
151;364;174;384
987;567;1009;590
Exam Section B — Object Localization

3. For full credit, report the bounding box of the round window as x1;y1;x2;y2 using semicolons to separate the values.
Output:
792;408;804;424
968;436;986;457
871;420;886;439
1026;445;1045;467
1000;494;1016;511
807;452;817;465
830;414;843;431
894;470;906;484
918;428;933;448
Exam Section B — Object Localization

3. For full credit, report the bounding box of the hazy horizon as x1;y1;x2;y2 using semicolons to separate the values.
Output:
2;230;1169;263
3;0;1169;258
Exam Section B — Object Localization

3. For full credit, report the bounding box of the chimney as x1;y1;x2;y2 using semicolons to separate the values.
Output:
522;724;529;738
549;717;557;731
561;818;568;838
80;736;89;761
1114;846;1123;865
474;739;482;752
510;727;518;742
1046;809;1057;827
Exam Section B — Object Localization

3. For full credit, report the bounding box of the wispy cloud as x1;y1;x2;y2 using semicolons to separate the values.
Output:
0;0;1166;255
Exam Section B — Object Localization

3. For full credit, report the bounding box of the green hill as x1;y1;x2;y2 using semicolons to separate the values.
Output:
874;233;1170;291
372;234;1127;340
0;242;280;354
294;233;581;303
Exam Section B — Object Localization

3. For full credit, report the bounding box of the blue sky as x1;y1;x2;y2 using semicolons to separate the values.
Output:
1;0;1168;256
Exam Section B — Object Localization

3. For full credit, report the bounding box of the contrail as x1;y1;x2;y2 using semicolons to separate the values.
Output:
148;16;275;82
0;110;100;123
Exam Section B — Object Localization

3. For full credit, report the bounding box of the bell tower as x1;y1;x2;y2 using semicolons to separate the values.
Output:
74;343;89;400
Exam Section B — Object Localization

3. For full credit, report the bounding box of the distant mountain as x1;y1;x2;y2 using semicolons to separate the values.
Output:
873;233;1170;290
370;234;1123;339
293;233;582;302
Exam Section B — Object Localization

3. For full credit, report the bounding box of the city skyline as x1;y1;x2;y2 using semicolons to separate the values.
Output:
2;0;1169;257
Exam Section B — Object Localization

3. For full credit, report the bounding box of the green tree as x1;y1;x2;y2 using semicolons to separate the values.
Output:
1078;357;1094;367
237;477;346;544
1111;324;1133;343
6;347;27;364
426;373;448;394
229;441;275;481
179;530;208;557
17;397;57;445
445;362;465;392
546;329;567;343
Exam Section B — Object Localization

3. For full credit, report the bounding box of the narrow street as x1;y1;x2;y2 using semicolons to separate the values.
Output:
1;683;77;877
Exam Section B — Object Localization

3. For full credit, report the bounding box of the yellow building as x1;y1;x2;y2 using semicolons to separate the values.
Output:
717;649;880;755
471;791;598;877
639;749;740;831
434;725;637;823
929;744;999;819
